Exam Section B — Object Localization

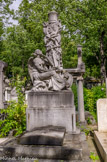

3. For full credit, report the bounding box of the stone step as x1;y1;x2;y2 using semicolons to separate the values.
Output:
19;126;66;146
0;145;82;160
0;132;90;161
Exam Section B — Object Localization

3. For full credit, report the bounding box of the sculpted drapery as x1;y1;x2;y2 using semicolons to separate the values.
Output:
28;11;73;91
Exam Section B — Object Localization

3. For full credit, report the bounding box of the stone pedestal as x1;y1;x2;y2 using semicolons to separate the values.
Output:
26;91;76;133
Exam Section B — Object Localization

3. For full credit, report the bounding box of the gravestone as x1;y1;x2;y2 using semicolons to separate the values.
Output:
94;99;107;162
97;99;107;132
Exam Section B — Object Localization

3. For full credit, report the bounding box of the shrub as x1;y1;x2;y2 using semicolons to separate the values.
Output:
0;76;27;137
84;84;106;120
72;83;106;121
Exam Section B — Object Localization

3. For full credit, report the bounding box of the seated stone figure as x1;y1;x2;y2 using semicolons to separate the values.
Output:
28;49;73;91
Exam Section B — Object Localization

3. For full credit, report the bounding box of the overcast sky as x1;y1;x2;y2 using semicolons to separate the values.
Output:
9;0;22;25
10;0;22;11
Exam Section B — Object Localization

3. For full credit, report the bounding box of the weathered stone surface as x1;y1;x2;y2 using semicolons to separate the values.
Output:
19;126;65;146
0;133;90;161
77;76;85;122
28;12;73;91
0;145;82;160
85;111;96;125
27;91;74;108
28;49;73;91
0;61;7;109
97;99;107;132
26;91;76;133
43;11;62;69
0;138;9;144
94;131;107;162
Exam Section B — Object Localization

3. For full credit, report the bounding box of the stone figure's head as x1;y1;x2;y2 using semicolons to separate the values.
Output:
33;49;42;57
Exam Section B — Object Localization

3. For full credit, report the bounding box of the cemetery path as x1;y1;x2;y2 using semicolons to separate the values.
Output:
87;125;103;162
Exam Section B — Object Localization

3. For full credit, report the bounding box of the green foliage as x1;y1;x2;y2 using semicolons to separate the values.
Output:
0;19;4;55
1;25;36;77
0;76;27;137
72;83;106;121
0;0;107;81
1;0;82;78
0;0;14;26
34;160;39;162
89;152;99;162
84;65;100;79
80;0;107;81
87;117;92;125
84;84;106;120
72;83;78;110
80;125;91;136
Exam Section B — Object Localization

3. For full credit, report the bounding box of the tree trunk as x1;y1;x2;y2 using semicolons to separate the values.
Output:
100;31;106;84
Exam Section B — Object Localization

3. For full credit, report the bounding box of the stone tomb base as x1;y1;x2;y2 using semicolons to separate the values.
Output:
0;131;90;161
26;91;76;133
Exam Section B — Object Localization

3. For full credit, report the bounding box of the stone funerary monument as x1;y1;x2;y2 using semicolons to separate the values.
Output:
0;11;90;161
26;11;76;133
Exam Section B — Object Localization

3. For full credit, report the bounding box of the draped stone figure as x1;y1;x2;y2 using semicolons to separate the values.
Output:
28;49;73;91
28;11;73;91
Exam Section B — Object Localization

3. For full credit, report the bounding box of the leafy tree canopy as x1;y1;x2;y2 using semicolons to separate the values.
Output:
1;0;107;82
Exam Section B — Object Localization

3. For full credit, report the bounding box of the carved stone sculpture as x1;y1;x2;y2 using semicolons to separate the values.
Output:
28;49;73;91
43;11;63;69
28;11;73;91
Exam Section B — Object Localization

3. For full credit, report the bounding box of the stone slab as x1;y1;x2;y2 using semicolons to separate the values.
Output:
0;133;90;161
19;126;65;146
94;131;107;162
97;99;107;132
